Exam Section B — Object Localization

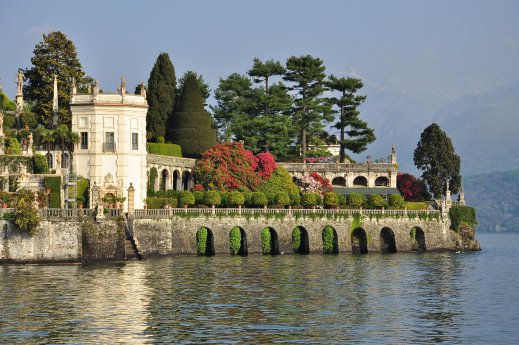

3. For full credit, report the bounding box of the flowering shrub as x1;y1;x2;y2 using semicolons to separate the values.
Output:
297;172;333;196
397;173;430;201
256;152;277;179
191;184;205;192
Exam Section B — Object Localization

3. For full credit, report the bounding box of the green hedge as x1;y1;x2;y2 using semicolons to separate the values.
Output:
197;227;208;256
322;226;335;254
45;176;62;208
204;190;221;206
178;191;195;207
145;197;178;209
449;205;477;231
77;177;89;207
261;227;272;255
405;202;428;210
32;154;49;174
292;227;302;252
147;143;182;157
229;226;242;255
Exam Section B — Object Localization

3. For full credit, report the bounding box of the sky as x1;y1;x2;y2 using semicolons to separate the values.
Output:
1;0;518;100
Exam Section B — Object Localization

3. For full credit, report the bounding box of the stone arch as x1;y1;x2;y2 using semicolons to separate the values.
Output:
375;176;389;187
332;176;346;187
160;169;169;190
261;227;280;255
380;227;397;253
196;227;215;256
46;152;53;169
61;153;69;169
182;171;191;191
230;226;248;256
292;226;309;254
322;226;339;254
149;167;159;192
173;170;180;191
353;176;368;187
351;227;368;254
411;227;426;253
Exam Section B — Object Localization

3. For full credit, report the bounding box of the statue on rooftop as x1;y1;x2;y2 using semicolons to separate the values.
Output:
16;70;24;94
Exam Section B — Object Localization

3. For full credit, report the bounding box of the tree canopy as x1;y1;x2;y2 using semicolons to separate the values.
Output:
24;31;88;128
146;52;176;140
169;74;216;157
413;123;461;198
326;75;375;162
283;55;333;162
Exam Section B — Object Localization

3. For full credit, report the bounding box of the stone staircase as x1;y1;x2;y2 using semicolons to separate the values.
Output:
124;237;142;260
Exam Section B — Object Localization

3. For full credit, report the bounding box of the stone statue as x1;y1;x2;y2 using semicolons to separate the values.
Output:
71;77;77;95
120;75;126;94
28;132;33;148
139;82;146;98
392;144;396;155
0;111;4;133
88;84;92;93
93;80;99;94
16;70;24;94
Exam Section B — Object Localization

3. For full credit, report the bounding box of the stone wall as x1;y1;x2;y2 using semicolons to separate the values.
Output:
132;213;455;257
0;218;123;263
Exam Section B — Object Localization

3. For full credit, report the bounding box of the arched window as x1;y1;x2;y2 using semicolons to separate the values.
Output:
46;153;53;169
62;153;69;168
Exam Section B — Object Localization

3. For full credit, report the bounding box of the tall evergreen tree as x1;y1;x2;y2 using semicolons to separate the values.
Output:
177;71;210;101
24;31;88;128
248;58;285;94
413;123;461;199
283;55;333;162
146;53;176;140
169;74;216;157
326;75;375;162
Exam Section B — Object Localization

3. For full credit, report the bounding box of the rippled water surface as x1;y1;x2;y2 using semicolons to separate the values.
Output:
1;233;518;344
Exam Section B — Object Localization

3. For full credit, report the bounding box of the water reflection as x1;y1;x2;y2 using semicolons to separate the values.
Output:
1;237;518;344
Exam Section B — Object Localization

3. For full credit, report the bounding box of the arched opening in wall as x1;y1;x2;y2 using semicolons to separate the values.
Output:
61;153;69;169
261;227;280;255
292;226;309;254
375;176;389;187
196;227;215;256
46;153;53;169
230;226;248;256
351;227;368;254
160;169;169;191
411;227;426;253
353;176;368;187
380;227;397;253
332;177;346;187
173;170;180;191
182;171;191;191
322;226;339;254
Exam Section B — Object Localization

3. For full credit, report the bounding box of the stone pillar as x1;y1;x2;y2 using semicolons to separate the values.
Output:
91;182;100;207
127;183;135;216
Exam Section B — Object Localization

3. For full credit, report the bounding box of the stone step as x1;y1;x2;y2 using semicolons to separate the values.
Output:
124;238;138;260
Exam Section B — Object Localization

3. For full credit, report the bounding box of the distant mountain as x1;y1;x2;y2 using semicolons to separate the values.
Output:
353;82;519;177
464;170;519;233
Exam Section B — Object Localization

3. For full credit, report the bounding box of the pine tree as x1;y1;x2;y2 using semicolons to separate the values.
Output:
413;123;461;198
24;31;88;128
326;75;375;162
169;74;217;157
146;53;176;140
283;55;333;162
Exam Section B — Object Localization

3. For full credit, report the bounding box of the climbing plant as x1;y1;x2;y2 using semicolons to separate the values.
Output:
229;226;242;255
322;226;335;254
196;227;208;256
148;167;158;196
261;227;272;255
13;189;40;236
292;227;302;252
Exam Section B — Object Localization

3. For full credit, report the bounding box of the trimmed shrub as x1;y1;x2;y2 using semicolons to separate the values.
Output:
229;226;242;255
388;194;405;209
148;167;158;196
323;192;339;208
219;191;229;207
146;142;182;157
275;192;290;207
196;227;208;255
301;192;319;208
178;191;195;207
289;191;300;206
405;202;427;210
146;197;178;209
156;136;166;144
228;191;245;207
449;205;477;231
193;191;205;205
251;192;268;207
77;177;90;207
322;226;335;254
337;193;346;206
261;227;271;255
32;154;49;174
45;176;62;208
367;194;386;209
204;190;221;206
13;189;40;235
243;191;252;207
4;137;21;155
154;190;179;198
347;193;365;208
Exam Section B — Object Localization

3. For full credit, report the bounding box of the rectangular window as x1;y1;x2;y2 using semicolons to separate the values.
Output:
104;132;115;152
132;133;138;150
80;132;88;149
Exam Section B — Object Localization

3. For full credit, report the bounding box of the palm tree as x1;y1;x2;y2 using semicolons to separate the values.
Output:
38;128;55;169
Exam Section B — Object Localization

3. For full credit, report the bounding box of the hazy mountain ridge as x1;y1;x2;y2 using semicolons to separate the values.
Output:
464;170;519;233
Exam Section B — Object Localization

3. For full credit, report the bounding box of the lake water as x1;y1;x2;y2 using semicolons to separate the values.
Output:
1;233;518;344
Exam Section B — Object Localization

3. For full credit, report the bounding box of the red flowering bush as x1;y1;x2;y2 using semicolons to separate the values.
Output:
195;142;261;191
191;184;205;192
397;173;431;201
256;152;277;179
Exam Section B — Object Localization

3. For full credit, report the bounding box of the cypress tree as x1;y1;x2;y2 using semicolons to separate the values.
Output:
146;53;176;140
169;74;217;157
